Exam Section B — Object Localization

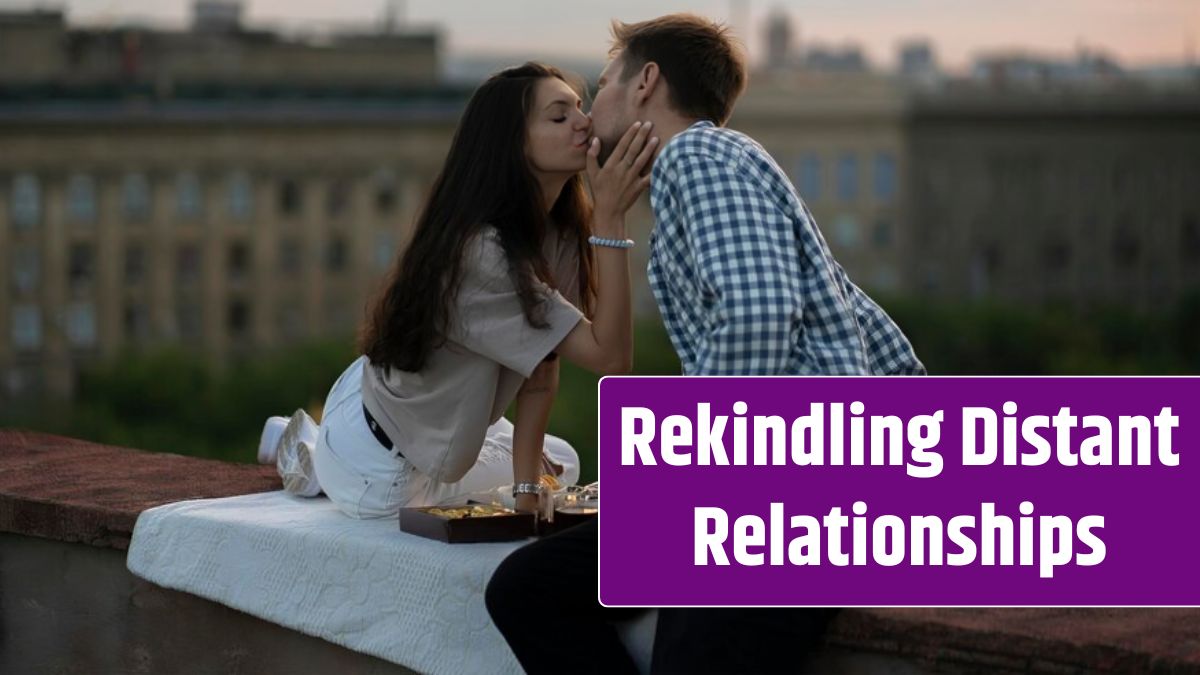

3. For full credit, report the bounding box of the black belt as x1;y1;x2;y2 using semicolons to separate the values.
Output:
362;404;399;456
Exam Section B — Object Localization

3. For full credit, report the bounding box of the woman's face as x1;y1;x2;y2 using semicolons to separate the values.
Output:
525;77;592;179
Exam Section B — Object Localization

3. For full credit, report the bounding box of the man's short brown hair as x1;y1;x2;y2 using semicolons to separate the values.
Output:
610;14;747;126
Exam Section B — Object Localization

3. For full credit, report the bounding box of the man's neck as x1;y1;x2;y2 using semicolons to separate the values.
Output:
641;113;702;166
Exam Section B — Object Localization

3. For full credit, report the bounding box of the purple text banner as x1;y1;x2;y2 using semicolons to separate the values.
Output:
598;377;1200;606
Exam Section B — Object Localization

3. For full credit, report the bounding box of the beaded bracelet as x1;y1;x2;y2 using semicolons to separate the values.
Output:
512;481;545;496
588;235;636;249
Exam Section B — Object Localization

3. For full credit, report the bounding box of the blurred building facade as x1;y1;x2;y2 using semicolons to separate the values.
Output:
737;73;1200;312
906;89;1200;308
0;4;439;89
1;6;456;399
3;7;1199;398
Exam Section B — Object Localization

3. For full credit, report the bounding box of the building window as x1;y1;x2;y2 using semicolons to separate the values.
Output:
176;302;203;342
327;179;351;218
176;171;204;220
68;243;96;293
1182;214;1199;264
122;172;152;222
278;305;304;341
873;153;897;203
374;169;398;215
1111;161;1131;195
1043;237;1072;272
124;244;146;285
326;236;347;273
923;266;942;294
228;170;254;221
872;219;892;249
10;246;39;294
228;298;251;339
177;244;202;287
969;248;995;299
1112;221;1140;268
833;214;860;249
971;243;1003;298
374;230;396;271
11;173;42;229
3;365;37;397
279;178;302;217
325;297;353;334
123;302;150;342
11;304;42;350
279;238;302;274
228;241;251;282
871;266;898;292
795;154;821;202
982;244;1003;275
66;173;98;223
837;153;859;202
65;302;97;348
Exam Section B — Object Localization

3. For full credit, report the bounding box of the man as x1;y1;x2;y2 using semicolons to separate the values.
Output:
487;14;924;674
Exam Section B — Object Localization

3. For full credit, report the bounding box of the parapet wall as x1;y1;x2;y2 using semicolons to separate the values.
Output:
1;429;1197;674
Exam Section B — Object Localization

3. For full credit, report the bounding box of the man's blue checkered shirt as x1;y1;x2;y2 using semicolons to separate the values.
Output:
647;121;925;376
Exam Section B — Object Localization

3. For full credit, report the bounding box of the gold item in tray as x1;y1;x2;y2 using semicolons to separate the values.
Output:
424;504;516;519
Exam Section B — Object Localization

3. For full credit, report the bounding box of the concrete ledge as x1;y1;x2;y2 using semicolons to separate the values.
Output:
3;428;1199;674
1;532;415;675
0;429;279;549
829;608;1200;674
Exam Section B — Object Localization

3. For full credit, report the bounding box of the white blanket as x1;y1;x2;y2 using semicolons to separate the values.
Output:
127;491;654;675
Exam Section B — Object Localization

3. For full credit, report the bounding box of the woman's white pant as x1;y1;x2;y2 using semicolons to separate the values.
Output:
310;356;580;519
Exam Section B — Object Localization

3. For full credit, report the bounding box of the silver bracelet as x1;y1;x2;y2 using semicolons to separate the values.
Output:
512;481;544;496
588;235;635;249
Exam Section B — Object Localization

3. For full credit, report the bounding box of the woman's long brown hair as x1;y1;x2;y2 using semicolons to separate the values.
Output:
358;62;595;374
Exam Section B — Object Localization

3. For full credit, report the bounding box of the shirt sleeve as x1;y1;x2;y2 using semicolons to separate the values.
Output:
672;152;804;375
451;233;583;378
838;266;927;375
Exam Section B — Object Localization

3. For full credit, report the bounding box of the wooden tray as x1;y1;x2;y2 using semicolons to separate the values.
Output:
399;505;536;543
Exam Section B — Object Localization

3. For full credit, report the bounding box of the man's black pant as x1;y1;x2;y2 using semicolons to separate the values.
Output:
485;519;839;674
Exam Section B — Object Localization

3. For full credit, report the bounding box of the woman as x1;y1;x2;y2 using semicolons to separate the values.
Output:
260;62;657;517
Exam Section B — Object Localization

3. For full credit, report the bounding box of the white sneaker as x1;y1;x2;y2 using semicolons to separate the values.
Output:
276;409;322;498
258;416;289;464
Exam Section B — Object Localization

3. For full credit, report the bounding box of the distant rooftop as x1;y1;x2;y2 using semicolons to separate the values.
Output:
0;5;442;91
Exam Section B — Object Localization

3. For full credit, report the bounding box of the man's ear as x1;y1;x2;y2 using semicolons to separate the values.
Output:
635;62;661;107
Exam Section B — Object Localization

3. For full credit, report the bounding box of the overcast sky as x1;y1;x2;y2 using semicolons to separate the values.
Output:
5;0;1197;70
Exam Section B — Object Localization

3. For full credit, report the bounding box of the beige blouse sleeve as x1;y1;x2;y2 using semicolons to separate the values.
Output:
449;231;583;378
